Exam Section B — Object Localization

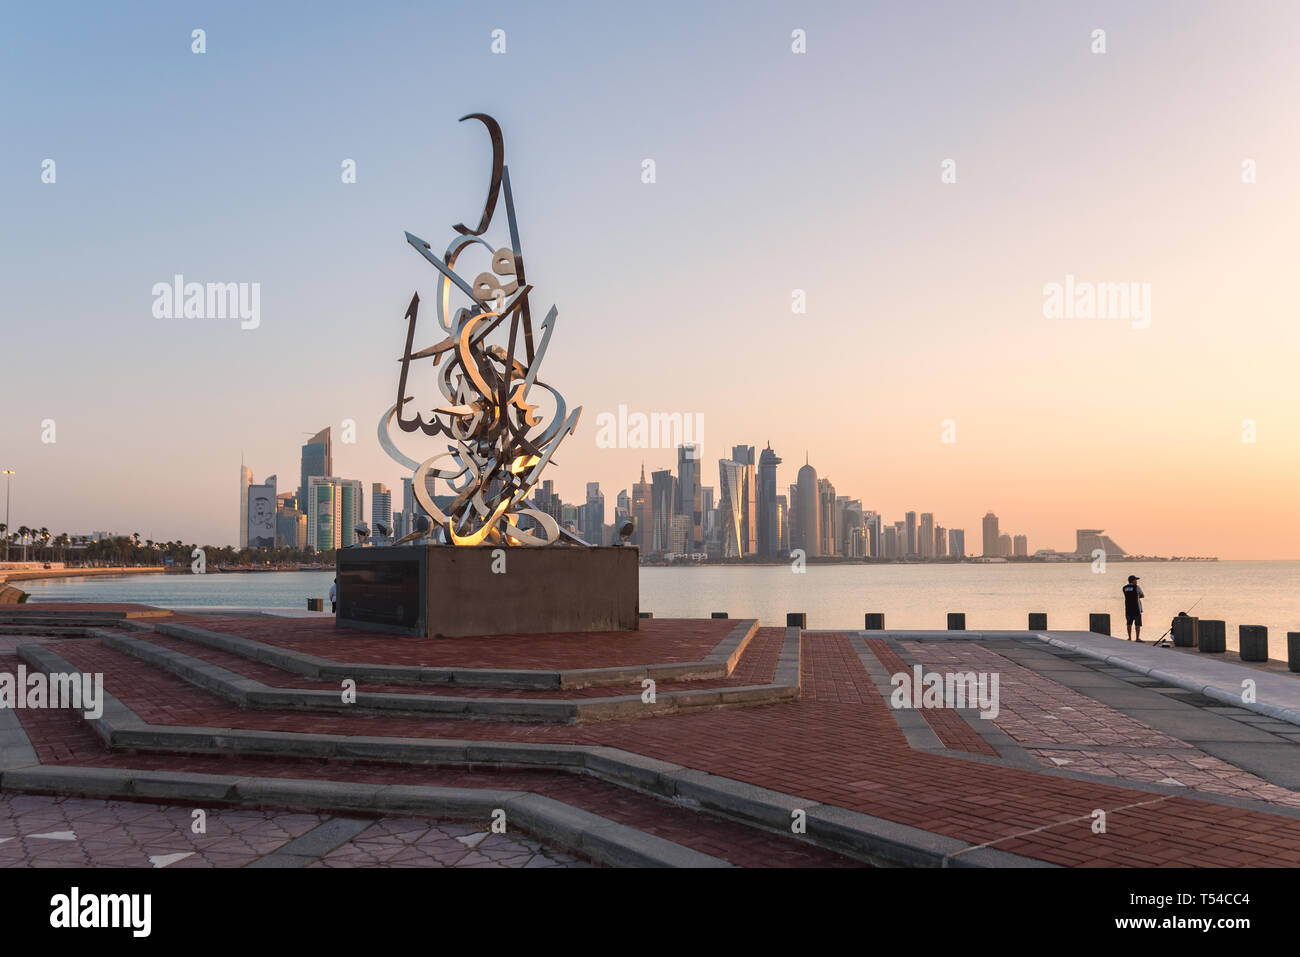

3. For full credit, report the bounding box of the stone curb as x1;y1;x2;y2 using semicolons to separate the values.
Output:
17;641;1043;868
0;703;39;772
1034;634;1300;728
149;618;760;691
0;765;729;868
0;609;172;623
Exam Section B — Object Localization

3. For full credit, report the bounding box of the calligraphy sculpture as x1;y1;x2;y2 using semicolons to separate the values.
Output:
378;114;584;547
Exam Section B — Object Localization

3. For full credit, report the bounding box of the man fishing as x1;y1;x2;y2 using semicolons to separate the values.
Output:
1122;575;1144;641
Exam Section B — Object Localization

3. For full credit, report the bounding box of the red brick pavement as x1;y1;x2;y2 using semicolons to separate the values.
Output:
15;628;1300;867
166;615;733;669
864;638;999;757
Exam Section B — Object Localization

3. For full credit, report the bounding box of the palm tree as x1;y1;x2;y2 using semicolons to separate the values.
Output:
17;526;29;562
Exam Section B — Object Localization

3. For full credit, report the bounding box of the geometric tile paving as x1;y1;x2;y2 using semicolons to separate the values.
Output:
0;793;588;868
307;819;588;868
903;640;1300;810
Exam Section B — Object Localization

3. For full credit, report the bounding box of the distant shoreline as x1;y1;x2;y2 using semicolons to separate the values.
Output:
0;566;173;585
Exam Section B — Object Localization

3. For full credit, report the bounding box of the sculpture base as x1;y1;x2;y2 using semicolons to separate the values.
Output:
336;545;639;637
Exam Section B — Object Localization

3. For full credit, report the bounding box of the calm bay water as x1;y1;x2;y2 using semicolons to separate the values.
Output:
20;561;1300;656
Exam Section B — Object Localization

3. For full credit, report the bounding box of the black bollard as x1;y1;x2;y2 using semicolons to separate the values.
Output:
947;613;966;630
864;613;885;630
1238;625;1268;662
711;612;728;619
787;612;807;629
639;611;653;619
1289;633;1300;673
1198;619;1226;653
1172;616;1198;648
1028;613;1047;630
1089;613;1110;636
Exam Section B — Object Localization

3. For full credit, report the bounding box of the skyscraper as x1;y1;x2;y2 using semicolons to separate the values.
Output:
371;483;392;540
818;478;837;557
731;445;757;556
239;461;252;548
794;456;820;557
700;486;716;550
865;511;882;558
757;442;782;557
935;524;947;558
919;513;934;559
246;475;277;549
650;469;676;554
1013;533;1028;557
787;483;800;554
306;476;363;551
676;444;703;551
276;493;306;550
582;482;605;545
631;465;654;549
982;512;1000;557
717;459;743;559
298;427;332;518
614;489;631;531
842;499;864;558
949;528;965;558
905;511;918;558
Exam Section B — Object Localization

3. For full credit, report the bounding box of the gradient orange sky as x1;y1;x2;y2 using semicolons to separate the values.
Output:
2;2;1298;557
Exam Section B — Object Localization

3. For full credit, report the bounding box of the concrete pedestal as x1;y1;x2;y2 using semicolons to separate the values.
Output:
336;545;639;637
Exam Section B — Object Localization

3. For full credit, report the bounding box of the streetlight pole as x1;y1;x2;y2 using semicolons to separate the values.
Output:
2;469;13;564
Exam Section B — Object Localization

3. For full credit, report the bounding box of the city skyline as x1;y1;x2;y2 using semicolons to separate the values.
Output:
3;2;1299;558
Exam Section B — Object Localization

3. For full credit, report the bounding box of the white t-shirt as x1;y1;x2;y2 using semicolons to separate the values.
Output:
328;583;337;601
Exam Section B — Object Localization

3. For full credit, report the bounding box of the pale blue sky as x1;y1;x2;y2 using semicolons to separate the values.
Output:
2;1;1298;556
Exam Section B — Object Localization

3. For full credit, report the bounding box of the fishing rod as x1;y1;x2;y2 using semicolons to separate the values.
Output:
1155;595;1204;645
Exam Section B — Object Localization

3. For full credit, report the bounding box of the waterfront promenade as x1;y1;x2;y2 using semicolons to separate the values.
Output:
1;605;1298;867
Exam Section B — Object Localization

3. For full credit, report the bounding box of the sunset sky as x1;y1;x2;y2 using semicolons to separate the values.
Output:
2;1;1298;558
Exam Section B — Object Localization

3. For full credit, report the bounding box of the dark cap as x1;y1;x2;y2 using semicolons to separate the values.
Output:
1127;575;1139;582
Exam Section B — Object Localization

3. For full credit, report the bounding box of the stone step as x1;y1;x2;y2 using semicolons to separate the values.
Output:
93;628;799;723
144;617;760;691
10;639;1021;867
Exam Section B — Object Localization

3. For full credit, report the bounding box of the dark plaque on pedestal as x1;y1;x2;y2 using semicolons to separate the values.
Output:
337;548;424;633
336;544;639;638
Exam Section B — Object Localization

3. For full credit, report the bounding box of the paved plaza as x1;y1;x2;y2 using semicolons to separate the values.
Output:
1;606;1298;867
